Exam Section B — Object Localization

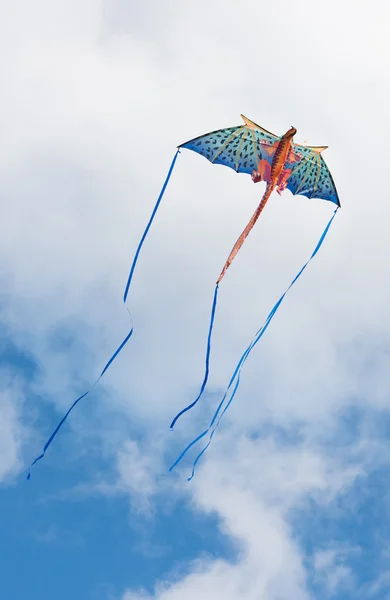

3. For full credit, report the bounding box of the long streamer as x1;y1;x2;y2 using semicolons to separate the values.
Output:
27;152;180;478
170;283;219;429
123;150;180;303
27;328;133;479
170;207;339;478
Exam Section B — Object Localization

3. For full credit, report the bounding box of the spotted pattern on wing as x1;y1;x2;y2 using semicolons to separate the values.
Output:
179;125;280;175
286;144;340;206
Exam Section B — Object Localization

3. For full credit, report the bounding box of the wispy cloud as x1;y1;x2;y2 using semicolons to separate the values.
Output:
35;524;85;548
313;545;357;595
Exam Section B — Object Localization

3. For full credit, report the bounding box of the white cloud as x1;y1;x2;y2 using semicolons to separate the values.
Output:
50;435;172;519
94;439;162;515
122;591;153;600
368;569;390;597
121;434;361;600
313;546;357;595
116;441;156;501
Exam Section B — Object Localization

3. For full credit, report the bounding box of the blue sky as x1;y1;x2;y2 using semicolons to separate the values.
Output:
1;1;390;599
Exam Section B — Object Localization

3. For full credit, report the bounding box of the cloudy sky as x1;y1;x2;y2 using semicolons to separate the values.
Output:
1;0;390;598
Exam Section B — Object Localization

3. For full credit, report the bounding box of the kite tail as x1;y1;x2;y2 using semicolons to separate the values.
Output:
123;150;180;303
27;151;180;479
170;207;339;478
169;185;272;431
217;183;273;284
170;283;219;430
26;327;134;479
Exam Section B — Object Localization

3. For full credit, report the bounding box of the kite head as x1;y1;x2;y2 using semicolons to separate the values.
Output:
282;126;297;139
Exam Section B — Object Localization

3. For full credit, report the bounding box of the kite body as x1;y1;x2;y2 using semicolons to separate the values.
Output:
179;115;340;283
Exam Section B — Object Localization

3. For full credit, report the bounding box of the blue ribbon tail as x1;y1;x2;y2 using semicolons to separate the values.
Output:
168;429;209;472
170;207;339;478
100;328;134;377
27;327;133;479
123;150;180;304
27;148;181;480
170;284;219;430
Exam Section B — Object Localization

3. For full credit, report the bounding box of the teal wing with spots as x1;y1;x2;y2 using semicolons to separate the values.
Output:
287;144;340;206
178;115;280;176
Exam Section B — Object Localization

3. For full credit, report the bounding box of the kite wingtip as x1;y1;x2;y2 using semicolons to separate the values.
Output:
240;114;254;127
309;145;329;153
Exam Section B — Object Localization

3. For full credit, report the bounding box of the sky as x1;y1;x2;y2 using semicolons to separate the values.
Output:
1;0;390;598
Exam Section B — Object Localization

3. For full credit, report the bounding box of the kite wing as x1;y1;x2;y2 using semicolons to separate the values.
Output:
179;115;280;177
286;144;340;206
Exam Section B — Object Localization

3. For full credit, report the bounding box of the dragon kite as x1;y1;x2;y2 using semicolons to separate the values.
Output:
180;115;339;285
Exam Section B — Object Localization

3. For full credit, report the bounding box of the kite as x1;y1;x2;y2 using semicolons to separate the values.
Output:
169;115;340;477
27;115;339;481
